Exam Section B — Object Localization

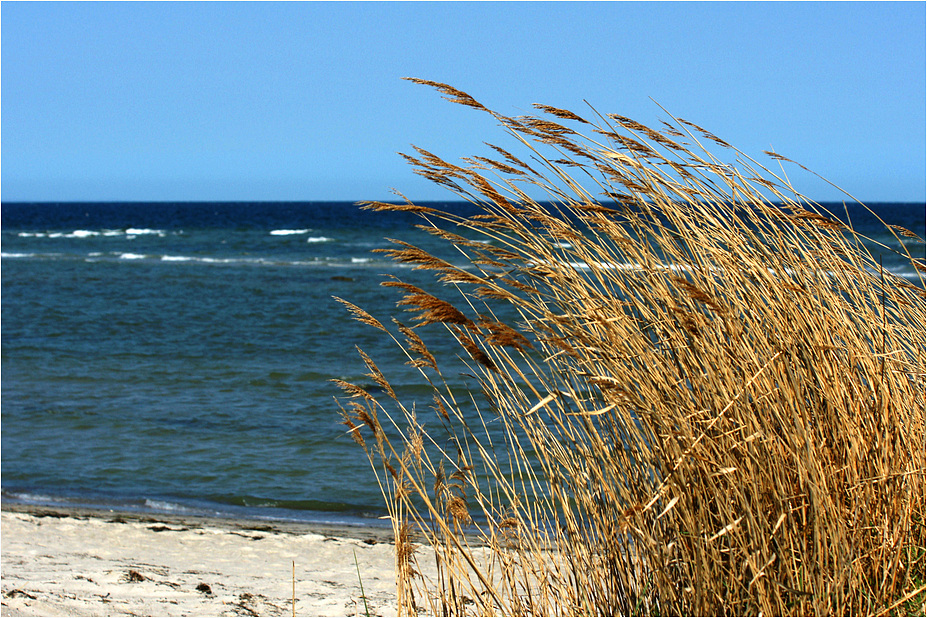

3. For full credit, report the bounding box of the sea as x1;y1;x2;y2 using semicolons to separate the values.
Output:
2;201;924;527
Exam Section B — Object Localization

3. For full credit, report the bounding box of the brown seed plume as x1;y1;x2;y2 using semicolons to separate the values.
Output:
452;326;499;373
402;77;488;111
477;315;534;351
533;103;590;124
333;297;387;332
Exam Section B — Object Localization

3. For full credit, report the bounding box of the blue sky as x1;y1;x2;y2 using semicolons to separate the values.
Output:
2;1;924;203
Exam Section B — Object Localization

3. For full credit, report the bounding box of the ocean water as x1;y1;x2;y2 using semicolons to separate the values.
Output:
2;201;924;525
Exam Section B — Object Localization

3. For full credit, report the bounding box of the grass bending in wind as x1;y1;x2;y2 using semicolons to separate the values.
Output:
334;79;926;616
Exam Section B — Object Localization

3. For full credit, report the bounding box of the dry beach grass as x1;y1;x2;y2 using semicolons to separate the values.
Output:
336;80;926;616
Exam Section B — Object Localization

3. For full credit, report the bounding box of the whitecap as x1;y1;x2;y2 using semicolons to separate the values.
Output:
306;236;334;243
563;260;644;272
118;253;146;260
198;257;238;264
144;499;195;513
565;261;589;270
270;229;311;236
161;255;193;262
18;230;103;238
351;257;371;264
125;228;165;236
7;491;62;504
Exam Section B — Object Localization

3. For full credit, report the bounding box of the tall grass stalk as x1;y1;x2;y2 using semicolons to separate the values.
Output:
335;79;926;616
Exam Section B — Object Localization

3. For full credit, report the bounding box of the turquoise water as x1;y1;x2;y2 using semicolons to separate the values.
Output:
2;201;923;524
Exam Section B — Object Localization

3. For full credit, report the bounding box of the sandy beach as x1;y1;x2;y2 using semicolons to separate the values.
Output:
1;504;412;617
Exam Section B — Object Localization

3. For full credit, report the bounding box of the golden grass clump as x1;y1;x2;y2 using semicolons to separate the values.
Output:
335;79;926;616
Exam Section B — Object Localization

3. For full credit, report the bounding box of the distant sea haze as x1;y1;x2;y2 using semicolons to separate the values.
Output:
1;201;923;524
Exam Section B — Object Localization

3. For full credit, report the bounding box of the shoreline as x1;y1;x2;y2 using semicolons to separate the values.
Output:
0;488;396;533
0;502;396;544
1;502;405;617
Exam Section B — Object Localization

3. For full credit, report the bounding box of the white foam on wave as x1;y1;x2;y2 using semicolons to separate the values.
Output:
563;260;646;272
199;257;239;264
351;257;371;264
18;228;165;239
118;253;147;260
125;228;165;236
159;255;273;266
306;236;334;243
7;491;63;504
1;252;34;258
525;258;699;274
19;230;100;239
864;264;923;281
144;499;196;513
270;229;311;236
